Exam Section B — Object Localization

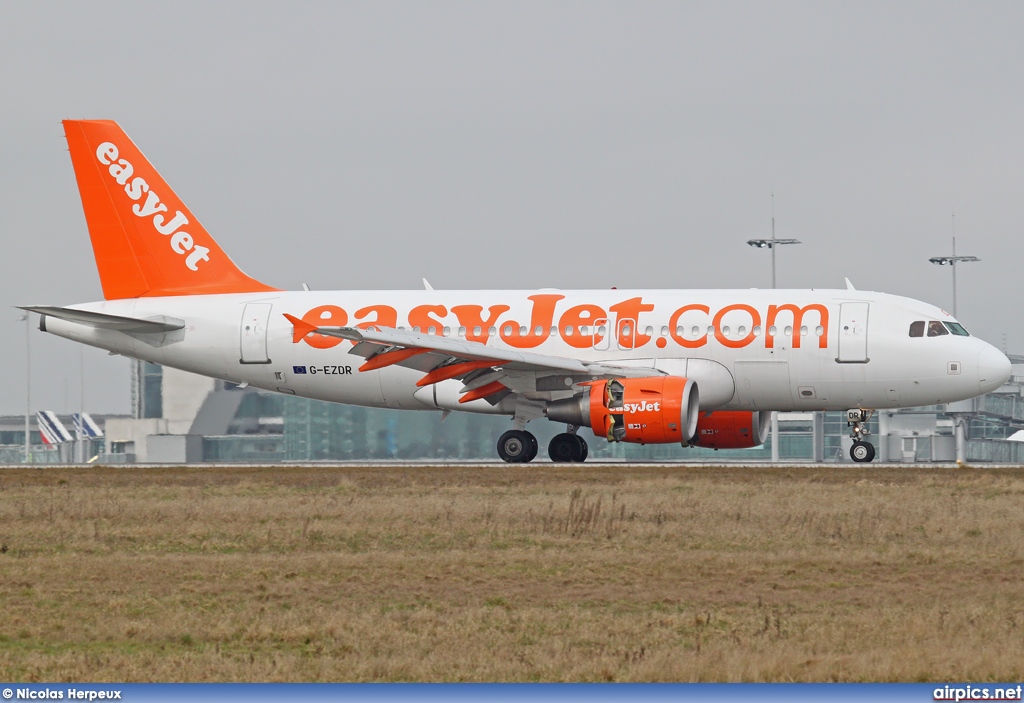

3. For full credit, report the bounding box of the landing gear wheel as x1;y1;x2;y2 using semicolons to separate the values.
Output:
574;435;589;462
850;440;876;463
548;433;579;462
548;433;589;462
497;430;537;463
525;432;539;462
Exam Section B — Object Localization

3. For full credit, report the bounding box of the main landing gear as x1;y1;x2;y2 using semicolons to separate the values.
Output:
548;430;589;463
496;427;590;463
847;408;876;463
496;429;538;463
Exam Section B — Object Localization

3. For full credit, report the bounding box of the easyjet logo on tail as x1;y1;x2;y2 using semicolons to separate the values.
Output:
95;142;211;271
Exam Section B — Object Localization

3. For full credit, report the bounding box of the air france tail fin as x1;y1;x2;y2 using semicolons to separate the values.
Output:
63;120;278;299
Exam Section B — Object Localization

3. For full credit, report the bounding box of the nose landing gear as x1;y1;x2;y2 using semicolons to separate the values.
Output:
847;409;876;463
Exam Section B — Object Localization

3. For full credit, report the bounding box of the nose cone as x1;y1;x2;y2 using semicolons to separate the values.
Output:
978;345;1012;394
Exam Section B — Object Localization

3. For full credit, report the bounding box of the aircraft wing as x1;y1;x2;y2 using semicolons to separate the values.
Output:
20;306;185;333
284;314;661;404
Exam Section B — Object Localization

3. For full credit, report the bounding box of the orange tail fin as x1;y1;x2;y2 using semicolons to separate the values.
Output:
63;120;278;299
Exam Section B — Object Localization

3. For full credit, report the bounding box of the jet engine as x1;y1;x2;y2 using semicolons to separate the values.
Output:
687;410;770;449
546;376;699;444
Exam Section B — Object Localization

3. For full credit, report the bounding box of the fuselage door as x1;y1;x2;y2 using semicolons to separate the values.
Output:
837;302;869;363
240;302;272;364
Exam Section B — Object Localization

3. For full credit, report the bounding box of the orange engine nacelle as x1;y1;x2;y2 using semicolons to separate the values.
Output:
546;376;700;444
688;410;771;449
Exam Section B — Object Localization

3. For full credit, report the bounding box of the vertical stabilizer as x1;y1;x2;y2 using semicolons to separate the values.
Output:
63;120;278;299
37;411;73;445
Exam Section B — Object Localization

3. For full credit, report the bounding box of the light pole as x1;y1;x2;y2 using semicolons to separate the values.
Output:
928;214;978;319
747;196;801;288
746;194;801;464
21;313;31;463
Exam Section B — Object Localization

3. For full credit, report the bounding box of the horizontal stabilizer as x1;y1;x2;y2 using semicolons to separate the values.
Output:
21;306;185;333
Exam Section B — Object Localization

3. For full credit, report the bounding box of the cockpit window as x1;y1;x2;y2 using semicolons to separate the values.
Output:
909;321;925;337
927;321;948;337
943;321;970;336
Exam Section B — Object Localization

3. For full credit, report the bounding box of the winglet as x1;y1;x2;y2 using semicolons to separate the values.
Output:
283;313;318;343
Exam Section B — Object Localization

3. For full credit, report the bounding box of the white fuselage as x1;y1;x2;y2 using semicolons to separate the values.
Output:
42;288;1010;416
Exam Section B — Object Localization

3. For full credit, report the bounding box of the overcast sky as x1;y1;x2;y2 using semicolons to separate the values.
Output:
1;1;1022;415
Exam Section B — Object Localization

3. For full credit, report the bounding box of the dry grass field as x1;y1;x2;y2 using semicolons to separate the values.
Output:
1;462;1023;682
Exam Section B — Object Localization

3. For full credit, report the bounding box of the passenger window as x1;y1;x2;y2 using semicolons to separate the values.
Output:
943;322;971;336
927;321;948;337
909;321;924;337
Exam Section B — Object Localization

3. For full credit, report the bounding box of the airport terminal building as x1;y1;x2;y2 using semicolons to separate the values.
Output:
3;354;1024;464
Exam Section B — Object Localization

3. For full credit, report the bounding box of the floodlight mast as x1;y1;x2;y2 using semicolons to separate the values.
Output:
745;193;802;464
746;195;801;289
928;213;979;318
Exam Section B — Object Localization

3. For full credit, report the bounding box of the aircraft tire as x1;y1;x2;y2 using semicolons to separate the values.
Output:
498;429;537;463
574;435;589;462
525;433;539;462
549;433;580;462
850;440;876;463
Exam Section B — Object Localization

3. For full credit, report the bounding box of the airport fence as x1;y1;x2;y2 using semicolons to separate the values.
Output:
0;445;65;464
966;438;1024;464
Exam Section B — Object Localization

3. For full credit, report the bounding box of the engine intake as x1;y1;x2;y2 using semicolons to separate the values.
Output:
547;376;699;444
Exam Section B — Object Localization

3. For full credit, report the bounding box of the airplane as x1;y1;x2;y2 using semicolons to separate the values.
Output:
22;120;1011;463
